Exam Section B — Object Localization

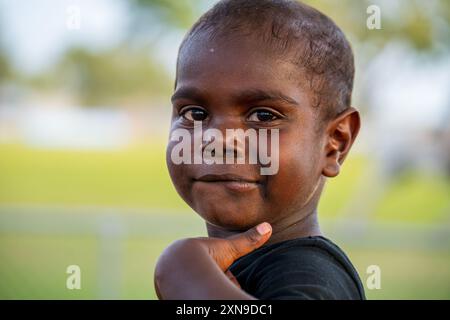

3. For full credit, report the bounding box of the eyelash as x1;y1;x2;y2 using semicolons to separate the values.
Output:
179;106;283;123
179;106;208;122
247;108;283;122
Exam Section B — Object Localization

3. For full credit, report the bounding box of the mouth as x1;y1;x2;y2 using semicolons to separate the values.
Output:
194;174;261;192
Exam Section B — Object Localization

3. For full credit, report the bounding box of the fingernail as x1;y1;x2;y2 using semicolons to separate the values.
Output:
256;222;271;235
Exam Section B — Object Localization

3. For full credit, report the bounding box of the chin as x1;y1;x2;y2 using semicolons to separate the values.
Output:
193;201;262;231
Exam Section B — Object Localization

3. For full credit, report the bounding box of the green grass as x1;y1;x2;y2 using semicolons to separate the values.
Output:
0;234;98;299
374;172;450;223
0;143;186;210
350;247;450;299
0;143;449;299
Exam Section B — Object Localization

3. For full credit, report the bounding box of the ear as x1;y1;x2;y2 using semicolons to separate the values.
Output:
322;107;361;178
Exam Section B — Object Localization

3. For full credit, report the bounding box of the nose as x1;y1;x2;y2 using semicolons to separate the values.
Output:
203;117;246;163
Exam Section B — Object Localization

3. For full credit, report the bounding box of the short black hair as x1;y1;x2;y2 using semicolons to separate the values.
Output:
177;0;355;122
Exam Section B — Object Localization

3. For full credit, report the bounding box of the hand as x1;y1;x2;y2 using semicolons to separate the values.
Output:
154;222;272;299
199;222;273;271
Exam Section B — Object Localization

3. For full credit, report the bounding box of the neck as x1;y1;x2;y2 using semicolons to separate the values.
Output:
265;208;322;245
206;205;323;246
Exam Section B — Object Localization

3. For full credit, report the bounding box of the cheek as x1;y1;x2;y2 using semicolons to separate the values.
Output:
166;143;193;205
266;131;321;212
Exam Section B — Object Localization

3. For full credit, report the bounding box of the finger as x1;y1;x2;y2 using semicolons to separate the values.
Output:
225;270;241;289
227;222;272;261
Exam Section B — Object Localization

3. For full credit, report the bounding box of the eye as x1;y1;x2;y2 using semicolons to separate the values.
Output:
247;109;279;122
180;107;208;122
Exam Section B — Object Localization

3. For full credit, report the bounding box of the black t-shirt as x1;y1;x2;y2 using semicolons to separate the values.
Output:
228;236;366;300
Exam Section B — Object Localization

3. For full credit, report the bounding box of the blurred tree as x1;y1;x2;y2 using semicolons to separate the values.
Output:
0;18;12;84
130;0;204;29
302;0;450;53
30;46;172;107
23;0;210;107
0;51;11;84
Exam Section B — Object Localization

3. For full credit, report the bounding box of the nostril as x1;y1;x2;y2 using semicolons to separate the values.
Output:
224;145;244;162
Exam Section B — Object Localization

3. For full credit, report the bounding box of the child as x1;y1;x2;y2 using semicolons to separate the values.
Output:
155;0;365;300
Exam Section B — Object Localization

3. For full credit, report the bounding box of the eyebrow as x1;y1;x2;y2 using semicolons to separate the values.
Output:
171;87;205;104
171;87;300;106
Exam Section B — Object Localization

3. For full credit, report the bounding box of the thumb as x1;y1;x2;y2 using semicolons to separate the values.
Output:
227;222;272;261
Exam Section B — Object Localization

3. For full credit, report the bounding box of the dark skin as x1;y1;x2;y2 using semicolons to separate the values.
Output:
154;34;360;299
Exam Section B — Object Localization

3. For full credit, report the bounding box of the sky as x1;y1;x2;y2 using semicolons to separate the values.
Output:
0;0;130;73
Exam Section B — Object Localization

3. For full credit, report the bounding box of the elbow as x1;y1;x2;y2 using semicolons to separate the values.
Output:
153;238;204;299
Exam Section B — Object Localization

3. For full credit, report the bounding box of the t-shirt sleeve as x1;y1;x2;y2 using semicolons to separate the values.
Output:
248;247;362;300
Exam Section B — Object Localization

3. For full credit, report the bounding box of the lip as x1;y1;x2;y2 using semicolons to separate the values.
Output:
194;174;261;192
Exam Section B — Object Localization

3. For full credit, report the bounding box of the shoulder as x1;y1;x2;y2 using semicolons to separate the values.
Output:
230;237;365;300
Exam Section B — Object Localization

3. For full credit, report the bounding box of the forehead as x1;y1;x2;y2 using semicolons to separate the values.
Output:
175;35;309;105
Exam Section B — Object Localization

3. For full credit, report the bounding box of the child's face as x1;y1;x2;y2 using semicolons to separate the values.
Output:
167;35;326;231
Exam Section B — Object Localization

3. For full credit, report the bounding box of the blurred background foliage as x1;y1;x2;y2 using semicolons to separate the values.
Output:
29;46;172;106
1;0;449;106
0;0;449;299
